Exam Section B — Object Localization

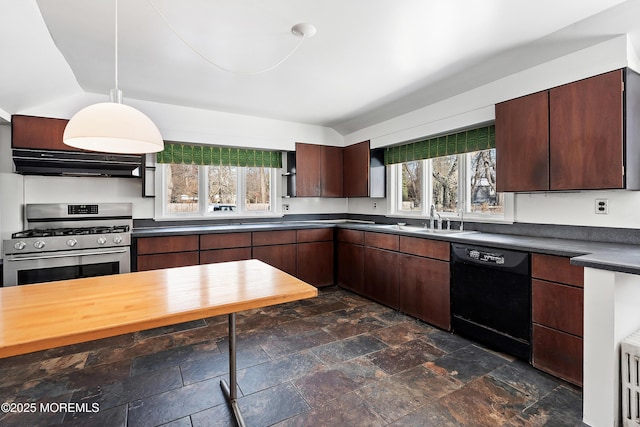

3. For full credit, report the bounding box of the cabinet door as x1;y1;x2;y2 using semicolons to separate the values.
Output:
297;241;334;287
495;91;550;192
137;252;199;271
337;242;364;294
364;247;399;309
550;69;624;190
343;141;370;197
11;115;83;152
295;143;321;197
533;324;583;386
321;145;344;197
252;244;297;276
399;254;450;330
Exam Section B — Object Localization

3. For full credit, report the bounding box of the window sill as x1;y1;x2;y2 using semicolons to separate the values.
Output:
153;213;285;222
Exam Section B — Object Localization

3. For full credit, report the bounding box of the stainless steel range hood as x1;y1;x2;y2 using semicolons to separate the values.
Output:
12;149;142;177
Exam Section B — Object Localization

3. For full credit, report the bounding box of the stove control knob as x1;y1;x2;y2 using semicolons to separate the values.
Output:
66;238;78;247
97;237;107;245
34;240;46;249
14;241;26;250
113;235;123;244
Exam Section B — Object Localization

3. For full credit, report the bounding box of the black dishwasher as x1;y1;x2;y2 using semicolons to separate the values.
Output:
451;244;531;361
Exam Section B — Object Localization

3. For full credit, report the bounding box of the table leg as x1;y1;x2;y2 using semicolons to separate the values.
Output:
220;313;246;427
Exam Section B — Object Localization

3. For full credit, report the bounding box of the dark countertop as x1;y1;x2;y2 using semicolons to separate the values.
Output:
132;221;335;237
132;221;640;276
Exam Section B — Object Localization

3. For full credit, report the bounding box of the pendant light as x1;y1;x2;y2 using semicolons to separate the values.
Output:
63;0;164;154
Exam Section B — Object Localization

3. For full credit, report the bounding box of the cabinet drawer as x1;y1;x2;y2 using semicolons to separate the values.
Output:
137;235;199;255
365;232;399;251
200;232;251;250
532;324;583;386
399;236;449;261
252;230;296;246
532;279;583;337
532;253;583;287
337;229;364;245
137;252;199;271
200;248;251;264
297;228;333;243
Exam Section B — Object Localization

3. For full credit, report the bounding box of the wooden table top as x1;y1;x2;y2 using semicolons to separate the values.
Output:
0;260;317;358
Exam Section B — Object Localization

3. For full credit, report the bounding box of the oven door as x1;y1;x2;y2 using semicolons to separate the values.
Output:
3;247;130;287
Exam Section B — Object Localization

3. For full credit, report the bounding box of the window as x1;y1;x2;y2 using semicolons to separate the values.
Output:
392;148;508;220
156;143;281;218
400;161;423;212
161;164;276;217
166;164;199;214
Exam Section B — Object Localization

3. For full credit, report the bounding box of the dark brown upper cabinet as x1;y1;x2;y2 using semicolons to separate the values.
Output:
496;68;640;191
12;115;84;152
343;140;371;197
295;142;343;197
495;91;550;192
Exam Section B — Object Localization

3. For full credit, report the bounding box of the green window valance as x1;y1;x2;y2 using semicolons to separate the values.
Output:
156;142;282;168
384;125;495;165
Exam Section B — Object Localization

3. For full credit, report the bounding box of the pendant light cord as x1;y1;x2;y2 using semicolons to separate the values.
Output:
110;0;123;103
114;0;118;91
147;0;308;75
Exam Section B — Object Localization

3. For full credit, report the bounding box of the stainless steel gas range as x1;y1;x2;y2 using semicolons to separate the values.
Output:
2;203;132;287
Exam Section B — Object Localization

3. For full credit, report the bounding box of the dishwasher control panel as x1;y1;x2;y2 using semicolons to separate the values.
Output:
467;249;505;264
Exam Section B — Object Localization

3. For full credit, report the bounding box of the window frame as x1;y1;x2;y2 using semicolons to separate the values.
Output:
155;163;280;219
389;150;514;223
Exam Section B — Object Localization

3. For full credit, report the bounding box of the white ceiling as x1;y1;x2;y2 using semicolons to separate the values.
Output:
3;0;640;134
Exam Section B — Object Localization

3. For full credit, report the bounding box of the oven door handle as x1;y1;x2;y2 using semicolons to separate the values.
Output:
5;249;128;262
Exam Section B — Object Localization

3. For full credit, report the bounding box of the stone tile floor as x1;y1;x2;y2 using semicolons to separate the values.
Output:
0;286;584;426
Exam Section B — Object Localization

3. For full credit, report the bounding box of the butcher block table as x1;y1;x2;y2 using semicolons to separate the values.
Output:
0;259;318;426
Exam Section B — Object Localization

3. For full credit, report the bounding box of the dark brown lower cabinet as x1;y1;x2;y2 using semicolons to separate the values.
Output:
297;241;334;287
137;252;199;271
531;253;584;386
337;242;364;294
252;244;297;276
364;247;399;309
533;324;583;386
136;235;199;271
399;254;450;330
200;248;251;264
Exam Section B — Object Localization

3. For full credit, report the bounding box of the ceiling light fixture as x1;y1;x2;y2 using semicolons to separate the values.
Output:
148;0;316;75
63;0;164;154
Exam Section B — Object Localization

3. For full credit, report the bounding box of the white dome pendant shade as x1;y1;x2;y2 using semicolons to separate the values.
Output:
63;101;164;154
63;0;163;154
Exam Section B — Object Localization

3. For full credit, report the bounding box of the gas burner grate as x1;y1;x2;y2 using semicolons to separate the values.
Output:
12;225;130;238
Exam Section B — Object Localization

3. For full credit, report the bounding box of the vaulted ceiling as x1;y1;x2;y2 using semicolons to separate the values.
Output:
3;1;640;134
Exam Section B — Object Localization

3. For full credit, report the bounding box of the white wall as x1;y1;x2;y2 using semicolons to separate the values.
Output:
342;35;640;228
0;89;346;229
4;35;640;229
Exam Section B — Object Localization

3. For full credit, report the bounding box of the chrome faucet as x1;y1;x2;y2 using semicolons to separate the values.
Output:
429;205;437;230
